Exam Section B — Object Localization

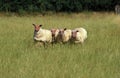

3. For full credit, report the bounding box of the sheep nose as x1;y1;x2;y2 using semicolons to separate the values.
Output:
35;30;39;32
52;34;55;37
72;35;76;38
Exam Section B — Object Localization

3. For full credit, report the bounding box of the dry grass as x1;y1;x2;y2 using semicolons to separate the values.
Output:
0;12;120;78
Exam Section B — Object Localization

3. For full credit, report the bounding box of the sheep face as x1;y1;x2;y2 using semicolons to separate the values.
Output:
33;24;42;32
59;28;66;36
72;30;79;39
59;29;64;36
51;29;57;37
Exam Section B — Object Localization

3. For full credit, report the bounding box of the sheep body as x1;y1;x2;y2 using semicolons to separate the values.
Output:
34;28;52;43
62;29;72;43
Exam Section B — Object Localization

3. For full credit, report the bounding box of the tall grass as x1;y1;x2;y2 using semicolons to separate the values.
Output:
0;12;120;78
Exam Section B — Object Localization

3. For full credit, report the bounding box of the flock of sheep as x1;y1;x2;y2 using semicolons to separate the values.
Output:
33;24;87;46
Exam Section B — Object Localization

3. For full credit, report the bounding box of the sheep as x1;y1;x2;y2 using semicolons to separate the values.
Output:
51;28;60;43
33;24;52;46
71;27;87;44
57;29;65;43
59;28;72;43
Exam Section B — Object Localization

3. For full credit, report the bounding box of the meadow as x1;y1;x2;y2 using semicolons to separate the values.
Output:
0;12;120;78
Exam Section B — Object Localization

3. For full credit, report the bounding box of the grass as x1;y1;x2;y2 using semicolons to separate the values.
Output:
0;12;120;78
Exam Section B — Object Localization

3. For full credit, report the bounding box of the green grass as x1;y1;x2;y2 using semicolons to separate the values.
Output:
0;12;120;78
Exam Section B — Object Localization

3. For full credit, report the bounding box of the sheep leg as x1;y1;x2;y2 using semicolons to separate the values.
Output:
42;41;46;48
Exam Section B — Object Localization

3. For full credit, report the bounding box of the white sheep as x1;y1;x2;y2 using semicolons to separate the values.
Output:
71;27;87;43
33;24;52;44
59;28;72;43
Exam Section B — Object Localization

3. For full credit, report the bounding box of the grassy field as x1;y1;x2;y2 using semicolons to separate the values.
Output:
0;12;120;78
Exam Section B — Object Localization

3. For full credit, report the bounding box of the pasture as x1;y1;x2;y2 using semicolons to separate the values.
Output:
0;12;120;78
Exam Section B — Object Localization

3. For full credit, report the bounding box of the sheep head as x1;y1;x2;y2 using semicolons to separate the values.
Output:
33;24;42;32
59;28;67;36
51;29;57;37
72;30;79;39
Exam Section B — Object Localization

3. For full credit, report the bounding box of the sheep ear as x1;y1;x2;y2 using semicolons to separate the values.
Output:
39;25;42;27
32;24;36;26
64;28;67;30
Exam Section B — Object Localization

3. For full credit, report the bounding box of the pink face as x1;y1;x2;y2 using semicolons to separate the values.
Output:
51;29;57;37
72;30;79;38
33;24;42;32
